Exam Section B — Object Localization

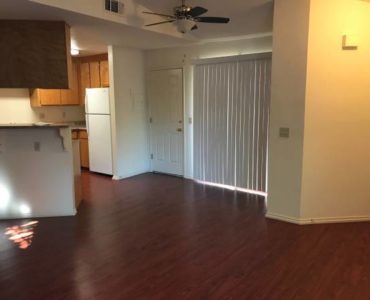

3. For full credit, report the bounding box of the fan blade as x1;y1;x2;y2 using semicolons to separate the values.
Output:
145;20;175;27
191;25;198;31
196;17;230;24
188;6;208;17
143;11;176;19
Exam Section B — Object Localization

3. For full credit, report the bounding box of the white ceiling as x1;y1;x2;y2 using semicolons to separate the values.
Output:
0;0;273;53
136;0;274;39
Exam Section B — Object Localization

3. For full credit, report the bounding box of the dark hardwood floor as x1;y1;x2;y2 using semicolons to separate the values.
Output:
1;172;370;299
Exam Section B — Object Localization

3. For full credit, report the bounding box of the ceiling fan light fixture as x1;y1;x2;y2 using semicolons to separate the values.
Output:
176;19;196;34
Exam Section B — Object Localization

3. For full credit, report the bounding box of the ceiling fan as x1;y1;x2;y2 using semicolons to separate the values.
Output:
143;0;230;34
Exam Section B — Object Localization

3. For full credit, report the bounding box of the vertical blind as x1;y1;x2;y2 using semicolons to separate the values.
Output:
193;56;271;192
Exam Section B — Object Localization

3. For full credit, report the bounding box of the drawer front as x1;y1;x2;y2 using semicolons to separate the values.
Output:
79;130;88;139
72;130;79;140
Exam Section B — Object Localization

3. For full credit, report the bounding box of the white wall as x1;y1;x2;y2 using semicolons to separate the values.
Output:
0;127;76;219
145;35;273;178
301;0;370;222
109;46;150;179
0;89;85;123
266;0;311;222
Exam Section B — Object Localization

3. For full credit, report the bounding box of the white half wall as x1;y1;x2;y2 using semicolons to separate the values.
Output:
109;46;150;179
0;127;76;219
0;89;85;123
145;35;273;179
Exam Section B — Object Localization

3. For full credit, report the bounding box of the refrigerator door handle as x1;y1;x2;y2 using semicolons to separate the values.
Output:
86;115;89;137
85;92;89;113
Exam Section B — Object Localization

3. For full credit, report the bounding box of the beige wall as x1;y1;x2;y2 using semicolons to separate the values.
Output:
267;0;311;222
268;0;370;224
0;89;85;123
301;0;370;221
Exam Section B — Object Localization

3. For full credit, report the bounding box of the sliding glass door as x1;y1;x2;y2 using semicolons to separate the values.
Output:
193;55;271;193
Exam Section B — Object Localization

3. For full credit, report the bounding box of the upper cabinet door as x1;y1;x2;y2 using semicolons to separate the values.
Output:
79;62;91;104
89;61;101;88
100;60;109;87
61;59;79;105
39;89;61;105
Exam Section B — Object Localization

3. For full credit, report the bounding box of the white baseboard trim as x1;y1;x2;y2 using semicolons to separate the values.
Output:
266;212;370;225
266;213;305;225
113;169;151;181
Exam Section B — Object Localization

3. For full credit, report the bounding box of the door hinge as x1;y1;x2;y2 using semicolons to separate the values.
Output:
150;153;154;159
149;117;153;123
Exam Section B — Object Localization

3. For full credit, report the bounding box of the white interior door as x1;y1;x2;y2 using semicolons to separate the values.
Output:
149;69;184;176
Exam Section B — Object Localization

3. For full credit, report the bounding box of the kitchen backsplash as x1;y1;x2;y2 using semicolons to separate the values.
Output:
0;89;85;123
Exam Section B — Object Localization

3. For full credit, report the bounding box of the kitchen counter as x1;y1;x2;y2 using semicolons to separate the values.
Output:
0;123;69;129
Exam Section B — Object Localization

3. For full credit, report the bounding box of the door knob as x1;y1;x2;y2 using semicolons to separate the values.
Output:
177;128;183;132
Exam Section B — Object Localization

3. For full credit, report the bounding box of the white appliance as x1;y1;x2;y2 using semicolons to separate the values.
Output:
85;88;113;175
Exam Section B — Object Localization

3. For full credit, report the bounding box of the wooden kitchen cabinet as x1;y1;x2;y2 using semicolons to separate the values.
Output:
72;130;79;140
78;62;91;104
30;59;79;107
61;60;79;105
30;55;109;107
38;89;61;106
100;60;109;87
79;130;90;169
89;61;101;88
72;130;83;208
77;54;109;104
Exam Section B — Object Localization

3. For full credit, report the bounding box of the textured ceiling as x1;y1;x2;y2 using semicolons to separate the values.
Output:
136;0;274;39
0;0;273;52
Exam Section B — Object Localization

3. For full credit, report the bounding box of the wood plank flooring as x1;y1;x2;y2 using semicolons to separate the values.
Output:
1;172;370;299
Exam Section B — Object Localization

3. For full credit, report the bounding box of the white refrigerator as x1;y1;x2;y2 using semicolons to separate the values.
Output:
85;88;113;175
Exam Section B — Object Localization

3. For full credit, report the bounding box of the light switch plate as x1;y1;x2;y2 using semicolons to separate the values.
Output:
34;141;41;152
279;127;290;138
0;131;6;153
0;142;5;153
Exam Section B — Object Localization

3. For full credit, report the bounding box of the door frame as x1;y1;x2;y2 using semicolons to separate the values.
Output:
147;67;185;176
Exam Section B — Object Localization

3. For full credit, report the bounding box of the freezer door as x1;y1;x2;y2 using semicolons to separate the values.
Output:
86;114;113;175
85;88;110;114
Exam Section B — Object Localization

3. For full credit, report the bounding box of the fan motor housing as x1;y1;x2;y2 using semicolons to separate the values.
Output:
174;5;192;18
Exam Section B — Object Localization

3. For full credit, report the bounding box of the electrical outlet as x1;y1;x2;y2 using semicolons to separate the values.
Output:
62;111;66;119
39;113;45;120
34;142;41;152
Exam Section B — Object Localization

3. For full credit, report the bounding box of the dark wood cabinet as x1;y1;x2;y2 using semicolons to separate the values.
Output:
0;21;72;88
